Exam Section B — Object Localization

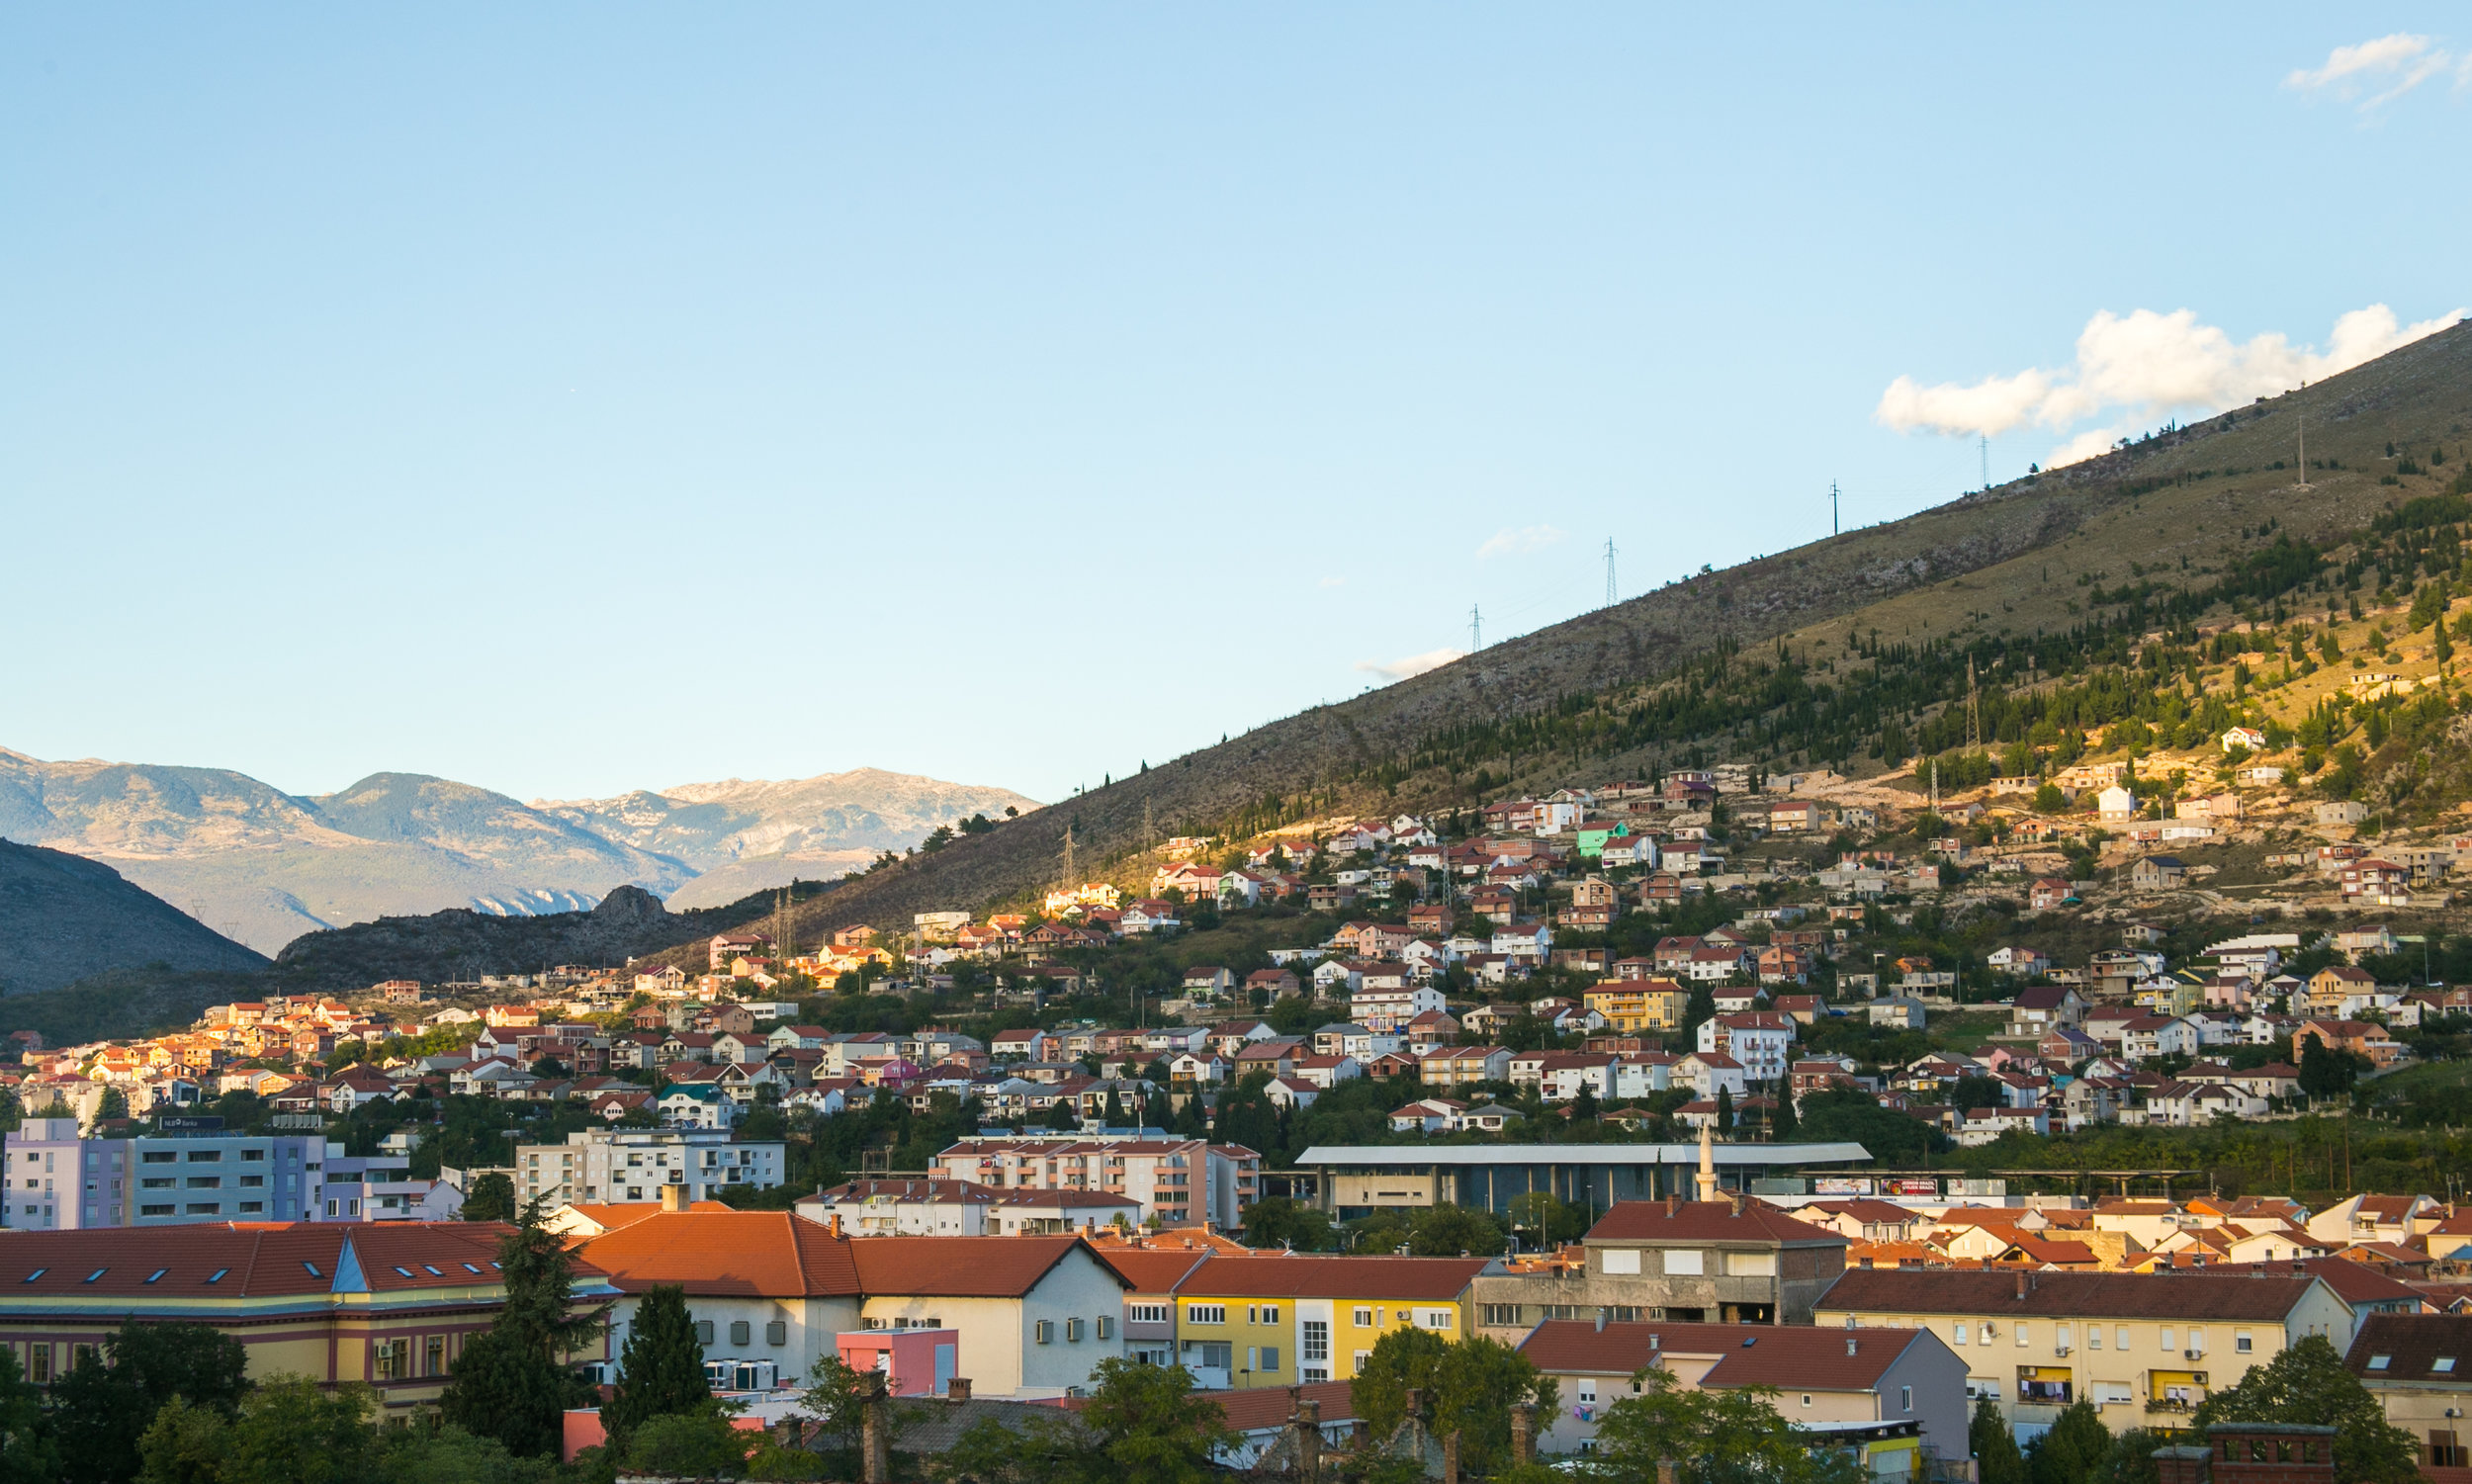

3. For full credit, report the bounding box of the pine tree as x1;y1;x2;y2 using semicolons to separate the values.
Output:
439;1201;606;1458
1769;1084;1798;1140
599;1285;712;1451
1715;1086;1734;1132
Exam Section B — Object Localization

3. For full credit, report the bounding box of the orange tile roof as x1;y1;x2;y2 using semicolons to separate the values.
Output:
574;1211;861;1296
1173;1255;1490;1301
1588;1199;1842;1246
1089;1246;1216;1294
847;1236;1122;1299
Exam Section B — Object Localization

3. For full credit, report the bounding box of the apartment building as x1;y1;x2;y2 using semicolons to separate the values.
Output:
793;1178;1141;1236
512;1127;784;1209
1813;1268;2354;1441
4;1118;422;1228
1474;1193;1848;1335
930;1135;1260;1230
1584;981;1691;1035
2343;1314;2472;1472
1165;1255;1494;1389
1351;985;1447;1033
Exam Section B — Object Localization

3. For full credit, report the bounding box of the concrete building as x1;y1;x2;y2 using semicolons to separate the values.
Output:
794;1178;1141;1237
1518;1319;1967;1468
4;1117;421;1229
930;1135;1260;1230
1293;1131;1871;1222
513;1127;783;1208
2343;1313;2472;1471
1814;1267;2356;1444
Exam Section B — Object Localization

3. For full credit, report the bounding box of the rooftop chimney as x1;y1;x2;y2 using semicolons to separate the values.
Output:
1728;1192;1743;1218
829;1213;843;1240
2015;1270;2028;1300
661;1182;688;1213
947;1377;971;1403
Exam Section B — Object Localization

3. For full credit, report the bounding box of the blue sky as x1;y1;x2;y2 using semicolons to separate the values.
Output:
4;7;2466;806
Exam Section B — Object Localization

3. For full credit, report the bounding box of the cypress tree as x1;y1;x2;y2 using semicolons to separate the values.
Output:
600;1286;711;1451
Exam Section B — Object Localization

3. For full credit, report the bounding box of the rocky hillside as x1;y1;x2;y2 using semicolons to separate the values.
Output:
633;315;2472;954
264;884;779;994
0;838;267;996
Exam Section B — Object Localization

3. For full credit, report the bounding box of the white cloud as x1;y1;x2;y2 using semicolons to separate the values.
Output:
1477;525;1564;560
1319;575;1346;588
2286;34;2456;110
1877;302;2464;466
1356;648;1466;682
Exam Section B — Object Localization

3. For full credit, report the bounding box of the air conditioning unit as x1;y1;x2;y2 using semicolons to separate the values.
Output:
2185;1350;2202;1361
2055;1346;2071;1356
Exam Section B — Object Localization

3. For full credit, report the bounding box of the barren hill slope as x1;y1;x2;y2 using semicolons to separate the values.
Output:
0;838;268;996
637;315;2472;957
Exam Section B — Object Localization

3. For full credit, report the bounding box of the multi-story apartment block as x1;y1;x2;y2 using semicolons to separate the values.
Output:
1350;985;1446;1033
1583;979;1691;1035
3;1118;421;1229
930;1135;1260;1230
512;1127;784;1209
1813;1268;2355;1439
1165;1255;1493;1389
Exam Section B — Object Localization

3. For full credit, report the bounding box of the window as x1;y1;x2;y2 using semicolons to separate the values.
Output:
374;1340;408;1380
1481;1304;1523;1328
767;1321;787;1347
2017;1325;2032;1348
1302;1321;1330;1363
1260;1304;1280;1325
2160;1328;2175;1351
2235;1331;2253;1354
695;1321;715;1346
2116;1327;2130;1352
2086;1326;2101;1351
730;1321;750;1347
2189;1328;2205;1354
1602;1249;1642;1275
1724;1251;1778;1277
425;1336;446;1377
2367;1354;2392;1370
142;1152;176;1165
1098;1317;1114;1340
1900;1386;1912;1414
1129;1303;1170;1324
1355;1307;1375;1327
2431;1432;2469;1469
1663;1250;1705;1276
1188;1304;1226;1326
29;1346;48;1385
1419;1310;1455;1331
1197;1342;1231;1368
1353;1350;1371;1375
1035;1321;1054;1345
2436;1357;2458;1374
1260;1347;1280;1370
1066;1319;1085;1343
1953;1324;1969;1346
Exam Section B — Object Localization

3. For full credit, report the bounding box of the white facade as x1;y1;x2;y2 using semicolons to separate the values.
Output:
515;1127;784;1208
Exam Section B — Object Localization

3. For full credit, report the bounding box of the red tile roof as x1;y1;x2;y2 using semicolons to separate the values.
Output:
1587;1199;1844;1247
574;1211;861;1296
847;1236;1122;1299
1204;1379;1359;1434
1818;1267;2326;1321
0;1221;568;1299
1173;1255;1491;1301
1521;1319;1930;1391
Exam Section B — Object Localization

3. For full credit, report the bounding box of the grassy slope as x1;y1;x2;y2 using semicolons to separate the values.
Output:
623;320;2472;959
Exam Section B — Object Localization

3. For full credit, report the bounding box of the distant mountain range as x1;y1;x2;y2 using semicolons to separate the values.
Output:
0;748;1035;955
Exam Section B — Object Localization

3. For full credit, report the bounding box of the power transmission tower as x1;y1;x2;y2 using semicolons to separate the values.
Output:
1469;604;1482;652
1980;434;1989;490
1604;538;1618;609
1060;826;1077;888
1830;480;1839;536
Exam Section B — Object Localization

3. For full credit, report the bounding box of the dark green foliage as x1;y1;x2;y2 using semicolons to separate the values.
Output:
1593;1364;1860;1484
1797;1088;1950;1163
1973;1397;2025;1484
437;1205;604;1459
52;1321;250;1484
599;1286;711;1450
1238;1195;1336;1251
2026;1400;2112;1484
461;1172;516;1223
935;1358;1227;1484
0;1348;54;1484
621;1412;751;1479
1351;1328;1557;1479
2193;1335;2419;1484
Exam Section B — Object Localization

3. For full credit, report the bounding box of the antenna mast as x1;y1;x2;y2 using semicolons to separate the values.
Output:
1980;434;1989;490
1830;480;1839;536
1604;538;1618;609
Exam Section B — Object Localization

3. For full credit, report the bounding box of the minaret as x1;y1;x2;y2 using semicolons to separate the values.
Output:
1695;1118;1720;1203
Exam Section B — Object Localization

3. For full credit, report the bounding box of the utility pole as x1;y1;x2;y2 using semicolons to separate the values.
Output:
1604;539;1618;609
1469;604;1482;652
1830;480;1839;536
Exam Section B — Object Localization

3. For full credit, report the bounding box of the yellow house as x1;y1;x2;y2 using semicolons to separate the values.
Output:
1171;1255;1491;1389
1585;980;1691;1034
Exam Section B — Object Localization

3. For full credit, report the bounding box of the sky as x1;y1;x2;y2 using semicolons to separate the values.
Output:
3;7;2467;807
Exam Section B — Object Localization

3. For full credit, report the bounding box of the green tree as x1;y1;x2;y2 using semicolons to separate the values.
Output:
599;1285;711;1451
1796;1088;1948;1164
1239;1196;1335;1251
790;1353;879;1469
623;1412;753;1479
2193;1335;2417;1484
2026;1400;2114;1484
2297;1035;2360;1100
1407;1202;1506;1258
1507;1192;1590;1248
221;1378;381;1484
1075;1356;1232;1484
462;1172;516;1223
376;1424;554;1484
1592;1364;1860;1484
1769;1086;1799;1140
1716;1086;1734;1131
1351;1329;1557;1477
133;1396;228;1484
53;1320;252;1484
1973;1397;2026;1484
0;1348;56;1484
438;1204;605;1459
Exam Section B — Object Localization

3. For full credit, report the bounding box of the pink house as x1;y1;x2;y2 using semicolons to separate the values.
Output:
838;1327;961;1397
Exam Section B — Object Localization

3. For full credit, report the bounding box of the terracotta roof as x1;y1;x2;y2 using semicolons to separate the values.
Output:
2190;1259;2424;1308
1089;1245;1216;1294
0;1221;567;1299
574;1210;862;1296
1204;1379;1360;1434
1587;1199;1844;1247
847;1236;1121;1299
1173;1255;1491;1301
2344;1313;2472;1382
1818;1267;2325;1321
1521;1319;1930;1391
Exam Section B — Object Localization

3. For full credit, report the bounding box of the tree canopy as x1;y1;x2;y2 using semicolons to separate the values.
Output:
2193;1335;2418;1484
1351;1328;1557;1478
